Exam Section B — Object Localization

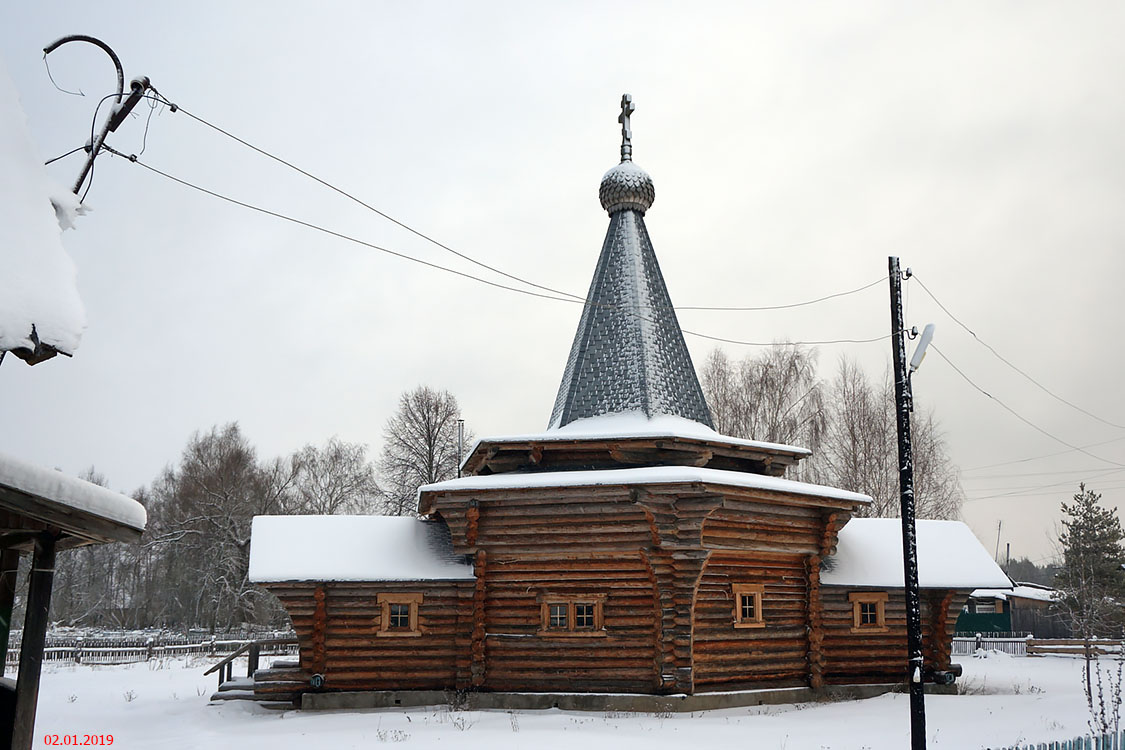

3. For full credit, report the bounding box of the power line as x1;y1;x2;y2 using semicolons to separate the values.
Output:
150;93;587;303
965;480;1125;503
931;344;1125;469
954;434;1125;474
144;90;888;315
43;145;85;166
681;329;890;347
962;467;1123;495
106;148;893;350
963;466;1125;481
111;150;580;304
675;276;887;311
915;274;1125;431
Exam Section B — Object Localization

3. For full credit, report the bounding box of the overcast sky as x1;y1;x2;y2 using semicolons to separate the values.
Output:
3;2;1124;564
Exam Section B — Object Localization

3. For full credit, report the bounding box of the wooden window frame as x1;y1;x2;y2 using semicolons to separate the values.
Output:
849;591;888;633
732;583;766;629
376;592;423;637
537;593;607;637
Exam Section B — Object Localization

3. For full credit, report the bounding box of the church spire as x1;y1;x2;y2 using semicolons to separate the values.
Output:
548;95;713;430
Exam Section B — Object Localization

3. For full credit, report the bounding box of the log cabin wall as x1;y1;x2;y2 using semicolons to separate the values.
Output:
423;479;867;696
265;580;474;692
692;550;809;690
818;587;970;685
436;487;663;693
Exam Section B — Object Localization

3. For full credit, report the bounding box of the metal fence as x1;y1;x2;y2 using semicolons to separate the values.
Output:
952;636;1030;657
4;633;298;667
990;728;1125;749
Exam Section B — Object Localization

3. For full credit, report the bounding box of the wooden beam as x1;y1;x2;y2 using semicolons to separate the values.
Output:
0;487;142;545
0;548;20;675
12;532;57;750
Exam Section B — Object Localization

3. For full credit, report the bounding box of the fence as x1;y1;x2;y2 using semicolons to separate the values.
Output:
952;636;1031;657
991;729;1125;749
4;632;298;667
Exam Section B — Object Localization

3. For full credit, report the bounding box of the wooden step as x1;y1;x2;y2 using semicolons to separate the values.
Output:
216;677;255;692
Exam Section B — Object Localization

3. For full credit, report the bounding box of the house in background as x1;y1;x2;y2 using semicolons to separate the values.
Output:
958;583;1065;638
248;96;1010;710
0;60;148;750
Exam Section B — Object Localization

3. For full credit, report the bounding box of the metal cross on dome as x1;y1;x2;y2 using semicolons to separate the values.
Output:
619;93;634;162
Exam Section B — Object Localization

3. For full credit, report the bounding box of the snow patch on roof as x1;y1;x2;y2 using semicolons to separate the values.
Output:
821;518;1011;589
422;464;871;505
249;515;475;583
972;584;1056;603
0;452;146;532
467;411;811;460
0;60;86;356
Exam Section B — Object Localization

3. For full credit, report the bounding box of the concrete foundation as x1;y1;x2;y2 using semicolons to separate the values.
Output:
301;682;957;712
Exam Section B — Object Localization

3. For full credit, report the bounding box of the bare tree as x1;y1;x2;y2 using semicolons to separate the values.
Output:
820;357;962;520
292;437;380;514
377;386;472;516
817;358;897;514
703;347;963;519
701;343;827;479
146;423;299;630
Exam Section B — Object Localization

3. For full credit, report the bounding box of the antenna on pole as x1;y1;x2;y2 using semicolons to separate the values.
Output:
909;324;936;373
42;35;154;197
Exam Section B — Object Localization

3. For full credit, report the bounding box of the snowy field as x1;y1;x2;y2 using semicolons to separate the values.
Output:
30;652;1091;750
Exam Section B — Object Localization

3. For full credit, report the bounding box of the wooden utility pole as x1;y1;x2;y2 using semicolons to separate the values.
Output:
889;256;927;750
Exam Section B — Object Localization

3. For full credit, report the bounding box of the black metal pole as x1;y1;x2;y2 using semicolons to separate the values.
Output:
889;256;926;749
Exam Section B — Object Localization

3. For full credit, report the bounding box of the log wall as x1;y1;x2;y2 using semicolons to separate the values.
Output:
819;587;970;685
693;550;810;690
265;580;474;692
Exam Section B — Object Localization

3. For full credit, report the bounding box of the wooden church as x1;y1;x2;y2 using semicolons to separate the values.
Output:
248;96;1009;706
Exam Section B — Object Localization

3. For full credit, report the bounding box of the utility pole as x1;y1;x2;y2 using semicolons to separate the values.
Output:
889;256;926;750
42;35;154;196
457;419;465;479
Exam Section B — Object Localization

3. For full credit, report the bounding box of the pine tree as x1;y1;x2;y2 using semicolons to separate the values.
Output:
1055;483;1125;640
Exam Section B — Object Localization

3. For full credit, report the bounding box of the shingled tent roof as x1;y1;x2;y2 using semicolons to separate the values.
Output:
548;97;713;430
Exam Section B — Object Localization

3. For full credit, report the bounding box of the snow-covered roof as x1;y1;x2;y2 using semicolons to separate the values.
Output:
971;584;1056;603
422;464;871;505
0;451;146;532
249;516;476;583
821;518;1011;589
0;60;85;358
465;411;811;465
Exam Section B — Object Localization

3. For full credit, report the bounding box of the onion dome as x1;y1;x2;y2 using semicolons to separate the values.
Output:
599;161;655;215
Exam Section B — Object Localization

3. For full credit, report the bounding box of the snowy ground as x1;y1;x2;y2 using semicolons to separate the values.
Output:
29;652;1092;749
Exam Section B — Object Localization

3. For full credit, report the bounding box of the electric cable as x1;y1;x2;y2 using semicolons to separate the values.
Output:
961;434;1125;473
931;344;1125;469
915;274;1125;430
43;145;85;166
104;146;892;349
145;90;888;314
148;92;586;302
